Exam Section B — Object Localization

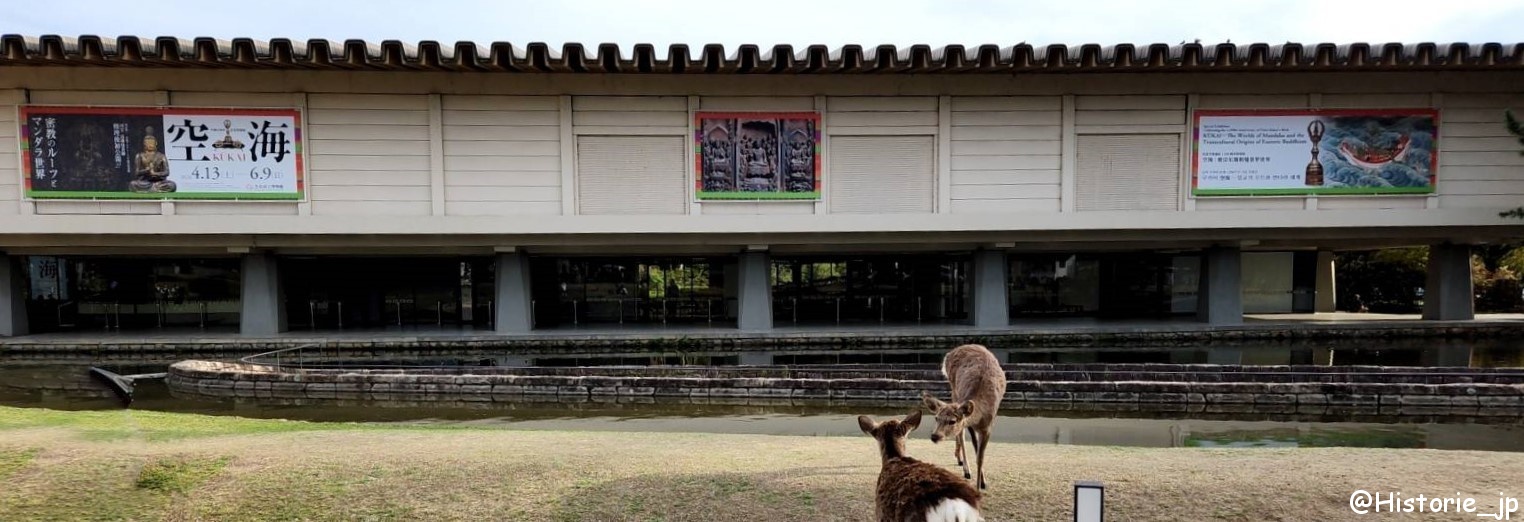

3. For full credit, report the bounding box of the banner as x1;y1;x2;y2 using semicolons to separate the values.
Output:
694;112;820;200
19;106;303;200
1192;109;1438;197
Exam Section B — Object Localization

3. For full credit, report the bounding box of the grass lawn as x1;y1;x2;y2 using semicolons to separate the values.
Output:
0;406;1521;521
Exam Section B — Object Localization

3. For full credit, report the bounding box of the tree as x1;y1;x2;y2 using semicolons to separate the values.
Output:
1500;109;1524;219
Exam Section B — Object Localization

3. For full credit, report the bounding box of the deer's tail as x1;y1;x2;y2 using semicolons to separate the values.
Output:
926;498;983;522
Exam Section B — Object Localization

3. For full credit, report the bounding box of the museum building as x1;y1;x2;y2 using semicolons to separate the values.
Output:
0;35;1520;336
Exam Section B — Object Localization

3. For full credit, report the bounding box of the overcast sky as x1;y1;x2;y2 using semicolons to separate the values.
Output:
5;0;1521;49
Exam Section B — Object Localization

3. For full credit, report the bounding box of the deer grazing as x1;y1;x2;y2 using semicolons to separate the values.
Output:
921;344;1006;490
858;410;985;522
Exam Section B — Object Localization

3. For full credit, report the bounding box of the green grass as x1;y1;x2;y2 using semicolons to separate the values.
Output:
0;406;471;441
135;456;230;493
0;448;39;479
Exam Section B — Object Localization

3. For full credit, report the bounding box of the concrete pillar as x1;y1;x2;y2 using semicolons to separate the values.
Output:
494;253;534;333
972;249;1010;329
737;251;772;331
1196;246;1243;325
1423;243;1474;321
240;253;287;336
0;255;28;337
1314;250;1337;313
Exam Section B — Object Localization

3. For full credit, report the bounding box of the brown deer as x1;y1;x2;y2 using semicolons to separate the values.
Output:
858;410;985;522
921;344;1006;490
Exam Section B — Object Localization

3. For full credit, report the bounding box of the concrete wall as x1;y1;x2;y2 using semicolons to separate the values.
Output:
167;360;1524;415
0;70;1520;249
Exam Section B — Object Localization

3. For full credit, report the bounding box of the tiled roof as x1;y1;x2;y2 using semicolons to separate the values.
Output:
2;35;1522;74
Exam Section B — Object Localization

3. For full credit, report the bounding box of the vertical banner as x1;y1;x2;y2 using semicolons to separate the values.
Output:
1192;109;1438;197
694;111;821;200
19;106;303;200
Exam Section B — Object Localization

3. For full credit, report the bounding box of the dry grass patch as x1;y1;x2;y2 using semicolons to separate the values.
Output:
1;406;1522;521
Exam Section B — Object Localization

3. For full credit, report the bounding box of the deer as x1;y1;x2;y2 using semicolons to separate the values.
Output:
858;410;985;522
921;343;1006;491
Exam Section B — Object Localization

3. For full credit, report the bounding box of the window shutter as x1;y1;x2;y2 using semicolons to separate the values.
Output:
576;136;686;215
829;135;935;214
1076;134;1180;211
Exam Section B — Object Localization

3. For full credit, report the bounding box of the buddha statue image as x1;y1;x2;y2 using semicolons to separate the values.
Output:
129;128;176;193
212;119;245;149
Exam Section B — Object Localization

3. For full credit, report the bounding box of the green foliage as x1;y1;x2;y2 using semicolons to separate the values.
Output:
1336;248;1427;313
0;406;472;441
1475;261;1524;313
1338;247;1524;313
1500;247;1524;276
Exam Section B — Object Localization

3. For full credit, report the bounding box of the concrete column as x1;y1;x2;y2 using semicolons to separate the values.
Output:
0;256;28;337
1196;246;1243;325
737;251;773;331
972;249;1010;329
1423;243;1474;321
240;253;287;336
494;253;534;333
1314;250;1337;313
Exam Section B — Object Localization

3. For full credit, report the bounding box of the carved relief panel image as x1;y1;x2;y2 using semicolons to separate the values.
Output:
694;112;820;200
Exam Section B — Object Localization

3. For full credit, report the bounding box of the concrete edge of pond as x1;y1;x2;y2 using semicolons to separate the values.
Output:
7;320;1524;354
165;360;1524;418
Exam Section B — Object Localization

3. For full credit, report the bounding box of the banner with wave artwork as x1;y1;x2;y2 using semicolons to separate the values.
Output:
1192;109;1438;197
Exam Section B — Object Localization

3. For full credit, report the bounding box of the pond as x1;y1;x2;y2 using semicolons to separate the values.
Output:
4;342;1523;452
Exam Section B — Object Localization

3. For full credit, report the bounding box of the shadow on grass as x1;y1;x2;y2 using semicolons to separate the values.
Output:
551;465;871;522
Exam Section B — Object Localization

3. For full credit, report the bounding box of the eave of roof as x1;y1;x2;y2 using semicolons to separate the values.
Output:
2;35;1521;74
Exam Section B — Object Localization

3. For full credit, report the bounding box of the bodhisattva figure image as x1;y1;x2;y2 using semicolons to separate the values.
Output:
129;128;176;193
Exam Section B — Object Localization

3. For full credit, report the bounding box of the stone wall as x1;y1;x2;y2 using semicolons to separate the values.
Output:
167;360;1524;418
9;321;1524;355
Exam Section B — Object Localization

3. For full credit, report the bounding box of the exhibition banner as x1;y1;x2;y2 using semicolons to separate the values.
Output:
1192;109;1438;196
694;112;821;200
19;106;303;200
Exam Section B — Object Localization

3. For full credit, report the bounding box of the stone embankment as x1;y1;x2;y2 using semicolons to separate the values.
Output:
10;320;1524;356
167;360;1524;417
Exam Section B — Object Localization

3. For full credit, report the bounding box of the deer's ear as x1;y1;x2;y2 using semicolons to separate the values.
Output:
902;410;922;433
857;415;877;435
958;401;975;417
921;392;946;412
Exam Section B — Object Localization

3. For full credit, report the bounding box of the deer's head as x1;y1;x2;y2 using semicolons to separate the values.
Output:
921;391;975;444
858;410;922;460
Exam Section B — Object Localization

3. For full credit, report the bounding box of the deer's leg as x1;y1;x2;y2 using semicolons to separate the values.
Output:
975;426;992;491
955;428;969;478
962;428;977;481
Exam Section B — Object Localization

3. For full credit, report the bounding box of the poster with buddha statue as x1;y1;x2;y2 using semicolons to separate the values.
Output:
18;106;303;200
694;112;820;200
